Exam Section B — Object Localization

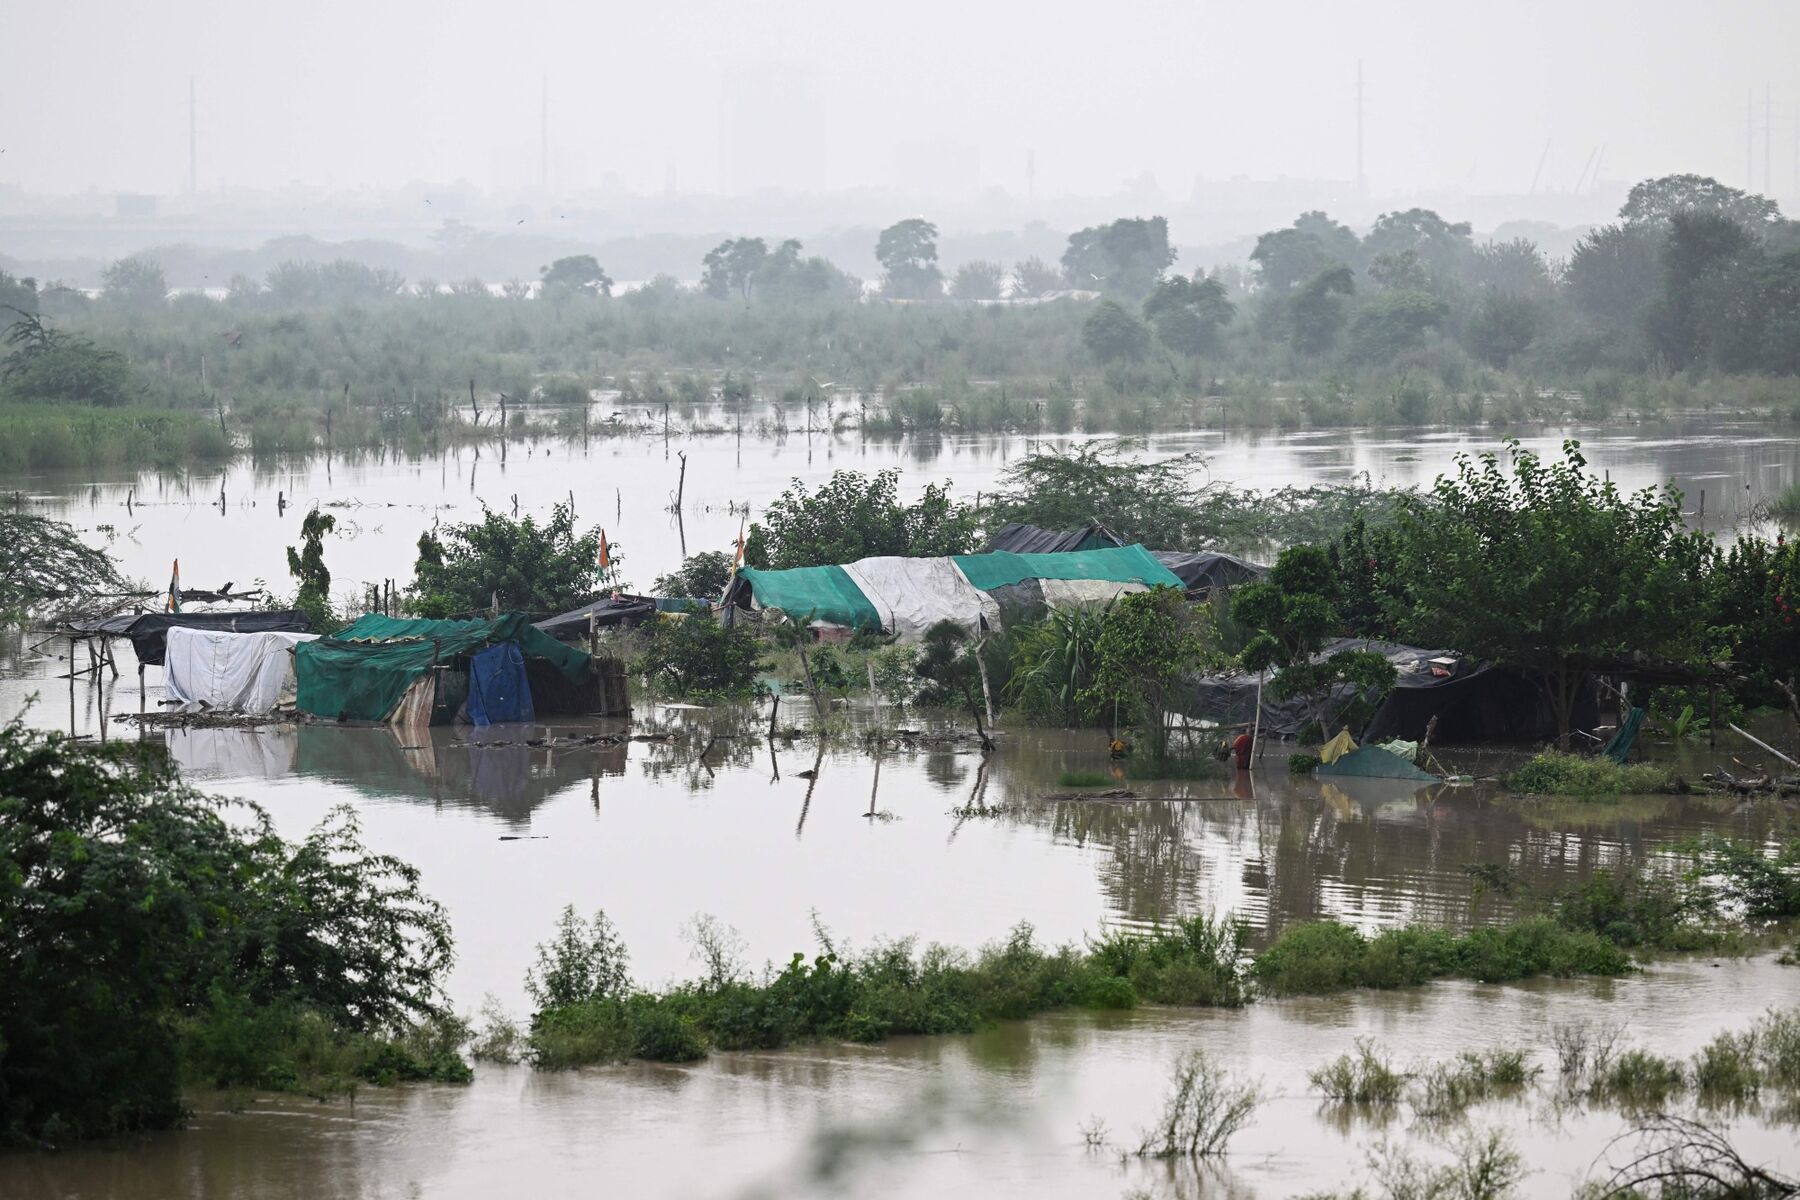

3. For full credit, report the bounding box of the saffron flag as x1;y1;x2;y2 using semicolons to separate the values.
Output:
166;559;181;613
598;530;610;575
734;519;746;568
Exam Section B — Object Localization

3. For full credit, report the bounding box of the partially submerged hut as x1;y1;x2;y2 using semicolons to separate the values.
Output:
294;613;628;731
163;627;319;713
723;545;1183;641
981;521;1266;598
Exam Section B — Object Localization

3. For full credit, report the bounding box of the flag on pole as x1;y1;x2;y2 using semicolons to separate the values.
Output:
166;559;181;613
597;529;610;577
734;518;746;568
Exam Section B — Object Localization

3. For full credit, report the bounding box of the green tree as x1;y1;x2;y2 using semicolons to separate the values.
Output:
1619;173;1780;228
410;501;606;616
636;611;766;699
984;440;1221;549
0;271;38;330
285;510;338;632
1647;211;1758;369
1566;224;1661;329
745;469;977;569
1361;209;1472;290
101;256;168;308
1083;586;1216;761
0;511;130;623
1082;299;1152;364
1348;290;1449;363
1011;255;1066;298
701;237;769;300
539;255;613;299
0;311;134;406
0;723;455;1144
1396;440;1716;748
1061;216;1175;300
1232;545;1398;739
1466;290;1546;368
1467;239;1553;297
875;218;944;299
1142;274;1235;356
1288;265;1356;355
1250;226;1341;295
754;239;860;302
652;550;735;599
263;259;405;306
1757;248;1800;375
950;259;1005;301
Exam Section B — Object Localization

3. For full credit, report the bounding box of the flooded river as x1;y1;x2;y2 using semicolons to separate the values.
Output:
4;422;1800;1196
7;415;1800;598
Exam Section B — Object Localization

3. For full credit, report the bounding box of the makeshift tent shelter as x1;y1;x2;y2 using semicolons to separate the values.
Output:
1151;550;1267;595
1316;745;1439;782
983;521;1125;555
535;595;659;640
163;627;319;712
725;545;1183;642
1182;639;1595;744
66;609;313;666
294;612;606;729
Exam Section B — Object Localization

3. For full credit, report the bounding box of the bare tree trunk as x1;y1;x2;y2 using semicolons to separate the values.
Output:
974;636;996;730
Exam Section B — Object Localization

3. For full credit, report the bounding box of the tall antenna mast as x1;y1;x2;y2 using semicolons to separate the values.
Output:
188;76;197;195
1355;59;1367;194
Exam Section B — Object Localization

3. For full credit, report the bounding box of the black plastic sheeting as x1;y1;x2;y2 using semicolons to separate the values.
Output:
534;595;658;641
69;610;314;666
1182;638;1594;744
982;522;1126;555
1152;550;1267;594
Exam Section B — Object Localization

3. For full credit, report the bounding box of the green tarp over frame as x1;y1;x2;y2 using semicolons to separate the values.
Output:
732;564;883;631
951;545;1184;593
295;612;591;723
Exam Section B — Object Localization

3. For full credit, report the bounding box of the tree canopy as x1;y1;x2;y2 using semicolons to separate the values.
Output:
875;219;944;300
1062;216;1175;300
745;468;977;569
410;501;606;616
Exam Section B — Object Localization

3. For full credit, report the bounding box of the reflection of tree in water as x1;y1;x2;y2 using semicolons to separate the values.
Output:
634;703;773;791
984;757;1794;943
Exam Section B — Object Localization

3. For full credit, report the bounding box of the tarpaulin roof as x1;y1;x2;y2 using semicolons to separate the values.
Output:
983;521;1125;555
534;595;658;641
728;545;1183;642
295;612;590;723
951;545;1182;593
67;610;315;666
1315;745;1439;781
1152;550;1267;593
732;564;883;631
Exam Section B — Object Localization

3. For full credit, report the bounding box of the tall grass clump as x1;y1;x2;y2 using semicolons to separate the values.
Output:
1087;915;1251;1006
1310;1038;1407;1105
1503;752;1675;797
1411;1049;1540;1120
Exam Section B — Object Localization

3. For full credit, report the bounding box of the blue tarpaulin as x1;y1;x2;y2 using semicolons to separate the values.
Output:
467;641;534;726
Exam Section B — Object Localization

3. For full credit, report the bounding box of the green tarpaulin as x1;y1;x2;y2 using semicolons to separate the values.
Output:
734;564;883;630
951;545;1184;593
1315;745;1439;782
295;612;591;723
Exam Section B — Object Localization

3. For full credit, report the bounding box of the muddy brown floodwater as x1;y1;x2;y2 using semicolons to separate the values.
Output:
5;422;1800;1196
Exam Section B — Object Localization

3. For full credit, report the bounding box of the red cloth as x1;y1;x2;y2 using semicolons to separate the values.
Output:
1232;732;1253;769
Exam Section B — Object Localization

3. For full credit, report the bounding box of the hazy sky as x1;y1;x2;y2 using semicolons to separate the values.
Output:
3;0;1798;202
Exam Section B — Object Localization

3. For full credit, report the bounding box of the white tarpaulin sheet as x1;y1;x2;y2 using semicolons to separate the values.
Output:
164;627;319;712
841;556;1002;643
1039;579;1149;609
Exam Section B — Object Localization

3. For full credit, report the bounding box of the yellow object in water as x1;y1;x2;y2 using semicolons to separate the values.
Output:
1319;729;1359;765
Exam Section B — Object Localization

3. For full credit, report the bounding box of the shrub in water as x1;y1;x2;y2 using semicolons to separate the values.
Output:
1253;921;1369;994
1503;752;1673;797
1310;1039;1406;1105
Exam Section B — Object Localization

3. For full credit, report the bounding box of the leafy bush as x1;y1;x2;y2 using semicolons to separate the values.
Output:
635;612;767;700
1253;917;1630;996
744;469;976;570
410;501;606;617
651;550;734;600
0;723;458;1145
1503;752;1675;796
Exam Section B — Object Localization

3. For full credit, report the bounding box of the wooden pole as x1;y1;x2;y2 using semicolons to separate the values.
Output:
1728;721;1800;768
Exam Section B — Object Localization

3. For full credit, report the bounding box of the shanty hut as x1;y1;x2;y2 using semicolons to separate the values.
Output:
294;612;626;731
723;545;1183;642
163;627;320;713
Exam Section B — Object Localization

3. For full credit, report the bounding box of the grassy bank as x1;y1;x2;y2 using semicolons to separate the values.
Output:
1502;751;1678;796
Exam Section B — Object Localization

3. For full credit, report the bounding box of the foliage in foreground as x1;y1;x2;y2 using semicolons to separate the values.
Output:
0;722;462;1146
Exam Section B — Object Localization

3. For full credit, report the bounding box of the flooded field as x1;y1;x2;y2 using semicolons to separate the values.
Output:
6;416;1800;598
5;422;1800;1197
